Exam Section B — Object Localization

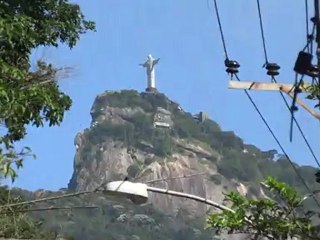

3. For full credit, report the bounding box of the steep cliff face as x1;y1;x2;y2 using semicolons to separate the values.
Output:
67;90;268;218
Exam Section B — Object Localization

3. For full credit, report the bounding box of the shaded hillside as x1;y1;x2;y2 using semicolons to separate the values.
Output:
7;187;217;240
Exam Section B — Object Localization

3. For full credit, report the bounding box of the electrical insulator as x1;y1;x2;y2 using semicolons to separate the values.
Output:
294;51;312;75
266;63;280;76
315;170;320;183
307;65;319;78
290;105;298;112
225;60;240;74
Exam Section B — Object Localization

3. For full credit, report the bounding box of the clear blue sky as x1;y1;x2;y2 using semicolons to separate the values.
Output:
6;0;320;191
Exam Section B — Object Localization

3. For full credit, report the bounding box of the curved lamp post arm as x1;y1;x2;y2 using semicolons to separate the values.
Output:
299;190;320;205
103;181;234;213
146;186;234;213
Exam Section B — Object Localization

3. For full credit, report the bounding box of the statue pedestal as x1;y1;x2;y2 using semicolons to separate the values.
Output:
145;87;157;93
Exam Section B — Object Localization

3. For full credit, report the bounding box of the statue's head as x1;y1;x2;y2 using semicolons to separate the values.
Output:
147;54;152;60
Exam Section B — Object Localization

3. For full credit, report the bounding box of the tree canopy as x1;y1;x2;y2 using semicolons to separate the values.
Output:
0;0;95;181
207;177;319;240
0;0;95;238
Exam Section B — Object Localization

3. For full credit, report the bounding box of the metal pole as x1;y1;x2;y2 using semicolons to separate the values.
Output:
146;186;234;212
316;0;320;41
315;0;320;79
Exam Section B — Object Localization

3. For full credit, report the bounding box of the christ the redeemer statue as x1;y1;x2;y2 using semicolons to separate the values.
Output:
140;54;160;93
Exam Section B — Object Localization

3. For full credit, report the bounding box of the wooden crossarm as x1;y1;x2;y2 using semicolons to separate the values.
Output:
228;80;320;120
228;81;308;92
280;85;320;120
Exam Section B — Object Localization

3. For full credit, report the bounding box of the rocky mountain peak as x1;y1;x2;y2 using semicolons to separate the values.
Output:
67;89;319;219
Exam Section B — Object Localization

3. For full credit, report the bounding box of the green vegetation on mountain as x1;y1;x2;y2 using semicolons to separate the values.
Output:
87;91;319;200
88;90;222;157
6;188;216;240
0;186;65;239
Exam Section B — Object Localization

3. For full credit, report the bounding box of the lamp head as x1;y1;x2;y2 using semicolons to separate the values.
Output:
104;181;149;204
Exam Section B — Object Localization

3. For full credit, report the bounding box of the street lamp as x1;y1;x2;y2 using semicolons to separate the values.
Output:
0;180;232;213
104;180;233;212
104;181;149;205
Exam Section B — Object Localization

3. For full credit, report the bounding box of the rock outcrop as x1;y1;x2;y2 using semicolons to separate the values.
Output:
68;90;255;219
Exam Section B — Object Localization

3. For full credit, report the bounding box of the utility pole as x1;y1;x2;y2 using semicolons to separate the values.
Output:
226;1;320;184
316;0;320;186
315;0;320;81
227;1;320;121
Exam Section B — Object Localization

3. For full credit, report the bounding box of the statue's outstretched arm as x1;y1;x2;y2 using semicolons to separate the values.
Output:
139;62;148;67
151;58;160;70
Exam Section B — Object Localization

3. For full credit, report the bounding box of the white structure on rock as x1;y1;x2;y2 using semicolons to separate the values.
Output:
153;107;173;129
140;54;160;93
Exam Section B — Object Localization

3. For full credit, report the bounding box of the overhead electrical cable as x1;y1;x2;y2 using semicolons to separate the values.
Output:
213;0;229;61
212;0;320;208
256;0;268;65
306;0;310;52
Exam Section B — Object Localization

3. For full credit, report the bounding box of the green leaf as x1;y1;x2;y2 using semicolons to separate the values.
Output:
24;146;32;152
15;159;23;169
3;162;10;177
8;168;17;182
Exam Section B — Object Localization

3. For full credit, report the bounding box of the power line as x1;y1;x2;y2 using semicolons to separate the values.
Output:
213;0;229;60
305;0;310;52
256;0;268;65
212;0;320;208
144;172;207;184
0;190;95;209
1;206;99;214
